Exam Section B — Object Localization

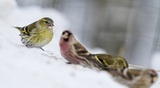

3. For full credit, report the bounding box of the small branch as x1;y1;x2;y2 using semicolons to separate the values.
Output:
129;64;160;72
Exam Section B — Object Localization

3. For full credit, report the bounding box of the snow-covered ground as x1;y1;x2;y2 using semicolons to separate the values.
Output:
0;0;159;88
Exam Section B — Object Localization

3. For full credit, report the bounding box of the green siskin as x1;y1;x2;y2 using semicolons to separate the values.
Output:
14;17;54;50
91;54;128;70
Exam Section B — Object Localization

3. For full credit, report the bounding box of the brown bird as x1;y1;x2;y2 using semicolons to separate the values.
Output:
105;68;158;88
59;30;91;67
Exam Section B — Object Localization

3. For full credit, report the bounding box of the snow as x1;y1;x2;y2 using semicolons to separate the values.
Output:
0;0;17;18
151;53;160;69
0;0;159;88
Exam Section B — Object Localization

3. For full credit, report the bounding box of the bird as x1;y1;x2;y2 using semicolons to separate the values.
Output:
14;17;54;50
92;54;128;70
104;68;158;88
59;30;91;66
59;30;128;70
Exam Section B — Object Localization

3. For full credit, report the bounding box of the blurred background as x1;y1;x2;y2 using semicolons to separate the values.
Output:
15;0;160;67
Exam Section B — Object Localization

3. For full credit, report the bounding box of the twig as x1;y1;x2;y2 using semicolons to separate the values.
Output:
129;64;147;69
129;64;160;72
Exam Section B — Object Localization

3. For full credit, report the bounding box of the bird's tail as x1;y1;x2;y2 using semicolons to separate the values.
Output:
13;26;22;32
13;26;29;36
14;27;28;35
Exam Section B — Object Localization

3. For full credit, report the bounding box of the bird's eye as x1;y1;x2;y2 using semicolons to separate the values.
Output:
68;33;72;36
62;32;65;35
45;21;48;24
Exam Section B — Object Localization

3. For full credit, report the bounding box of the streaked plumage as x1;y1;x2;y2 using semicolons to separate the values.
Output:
14;17;54;50
59;30;91;66
92;54;128;70
105;68;158;88
59;30;128;70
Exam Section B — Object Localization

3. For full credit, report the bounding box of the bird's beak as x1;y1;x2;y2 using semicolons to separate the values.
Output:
150;70;158;83
52;23;54;26
62;34;68;39
62;33;70;41
48;23;54;27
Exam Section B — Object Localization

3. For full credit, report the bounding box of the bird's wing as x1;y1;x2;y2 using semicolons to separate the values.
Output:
93;54;115;66
14;22;37;36
73;42;91;56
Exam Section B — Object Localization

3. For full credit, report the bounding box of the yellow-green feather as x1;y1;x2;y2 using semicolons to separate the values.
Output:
93;54;128;69
29;28;53;44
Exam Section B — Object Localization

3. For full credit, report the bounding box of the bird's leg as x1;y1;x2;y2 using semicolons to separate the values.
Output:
40;48;45;51
66;62;72;64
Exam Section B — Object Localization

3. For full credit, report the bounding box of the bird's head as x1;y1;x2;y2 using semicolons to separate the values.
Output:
38;17;54;29
142;69;158;84
61;30;73;42
148;70;158;83
59;30;75;51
